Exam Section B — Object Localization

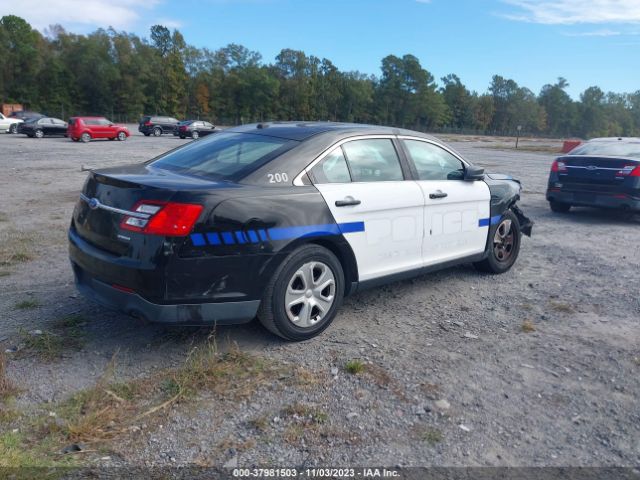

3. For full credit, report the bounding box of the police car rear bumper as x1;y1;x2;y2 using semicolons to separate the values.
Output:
71;262;259;325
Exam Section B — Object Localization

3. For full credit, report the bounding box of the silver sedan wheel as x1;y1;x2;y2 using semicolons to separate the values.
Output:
493;219;515;262
284;261;336;328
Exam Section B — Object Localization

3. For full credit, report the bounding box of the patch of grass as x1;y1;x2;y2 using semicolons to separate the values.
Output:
14;299;39;310
345;359;365;375
549;301;575;314
0;230;40;266
0;351;17;400
52;314;86;329
18;315;87;360
521;320;536;333
420;427;444;445
1;339;283;467
248;414;270;432
21;331;67;361
282;402;328;425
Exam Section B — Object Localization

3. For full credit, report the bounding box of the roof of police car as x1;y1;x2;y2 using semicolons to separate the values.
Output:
225;121;437;142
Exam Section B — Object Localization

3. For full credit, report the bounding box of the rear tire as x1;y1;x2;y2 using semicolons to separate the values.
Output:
144;133;150;137
550;201;571;213
179;135;185;139
153;127;162;137
191;130;199;140
80;132;91;143
258;244;344;341
474;210;521;274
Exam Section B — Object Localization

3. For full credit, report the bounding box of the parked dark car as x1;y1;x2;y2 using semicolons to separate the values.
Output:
9;111;45;121
175;120;217;139
138;116;180;136
69;122;532;341
19;117;68;138
172;120;191;136
546;137;640;213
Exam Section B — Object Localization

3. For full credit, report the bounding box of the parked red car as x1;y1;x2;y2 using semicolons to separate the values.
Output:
67;117;130;143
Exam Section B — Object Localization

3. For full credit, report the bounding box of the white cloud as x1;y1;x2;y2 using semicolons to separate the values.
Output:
0;0;161;32
501;0;640;25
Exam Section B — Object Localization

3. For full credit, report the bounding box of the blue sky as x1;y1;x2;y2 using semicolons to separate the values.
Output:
2;0;640;99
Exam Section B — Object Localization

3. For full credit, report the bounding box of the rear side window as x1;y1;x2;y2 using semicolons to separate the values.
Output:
342;139;404;182
151;132;293;180
569;142;640;159
311;147;351;184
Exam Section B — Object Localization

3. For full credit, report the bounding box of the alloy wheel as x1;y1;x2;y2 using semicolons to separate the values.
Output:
493;219;515;262
284;261;336;328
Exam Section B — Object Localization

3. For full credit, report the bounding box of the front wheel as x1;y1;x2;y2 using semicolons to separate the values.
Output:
550;201;571;213
34;129;44;138
117;131;127;141
474;210;521;274
258;245;344;341
9;124;18;134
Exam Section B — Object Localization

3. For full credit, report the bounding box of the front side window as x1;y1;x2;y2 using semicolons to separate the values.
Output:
310;147;351;184
404;140;465;181
151;132;293;180
342;139;404;182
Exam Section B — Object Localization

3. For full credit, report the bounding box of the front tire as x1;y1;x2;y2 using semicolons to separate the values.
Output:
550;201;571;213
474;210;521;274
258;245;344;341
9;124;18;134
34;129;44;138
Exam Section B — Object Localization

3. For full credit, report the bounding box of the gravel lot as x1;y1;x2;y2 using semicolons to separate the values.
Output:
0;127;639;469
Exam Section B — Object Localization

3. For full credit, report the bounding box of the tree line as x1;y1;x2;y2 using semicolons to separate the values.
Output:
1;15;638;138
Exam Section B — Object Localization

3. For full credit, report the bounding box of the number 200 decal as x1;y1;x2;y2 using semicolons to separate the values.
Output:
267;173;289;183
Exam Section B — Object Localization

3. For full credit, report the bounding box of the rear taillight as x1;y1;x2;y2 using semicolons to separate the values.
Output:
551;160;567;173
618;165;640;177
120;201;203;236
144;121;152;126
179;125;187;131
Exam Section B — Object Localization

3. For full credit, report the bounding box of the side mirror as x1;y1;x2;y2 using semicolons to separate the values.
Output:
464;165;485;181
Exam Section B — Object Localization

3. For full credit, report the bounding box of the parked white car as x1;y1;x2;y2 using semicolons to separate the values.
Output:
0;113;23;134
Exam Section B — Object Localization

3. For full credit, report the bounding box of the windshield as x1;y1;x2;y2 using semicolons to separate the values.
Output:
150;132;295;180
569;141;640;159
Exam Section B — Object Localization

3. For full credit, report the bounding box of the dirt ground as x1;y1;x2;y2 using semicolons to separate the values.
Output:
0;128;639;469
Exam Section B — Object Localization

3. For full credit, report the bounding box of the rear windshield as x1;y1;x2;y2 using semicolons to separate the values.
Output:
150;132;295;180
570;141;640;159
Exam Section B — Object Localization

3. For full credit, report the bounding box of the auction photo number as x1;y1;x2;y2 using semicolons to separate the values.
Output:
268;172;289;183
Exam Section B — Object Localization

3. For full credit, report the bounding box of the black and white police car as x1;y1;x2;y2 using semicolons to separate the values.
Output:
69;122;532;340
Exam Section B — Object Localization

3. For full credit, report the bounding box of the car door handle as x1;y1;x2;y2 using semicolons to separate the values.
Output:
335;197;361;207
429;191;448;199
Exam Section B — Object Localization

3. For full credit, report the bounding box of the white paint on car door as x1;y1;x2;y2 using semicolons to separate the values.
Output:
400;137;490;266
310;137;425;281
